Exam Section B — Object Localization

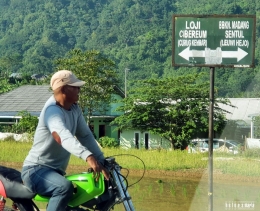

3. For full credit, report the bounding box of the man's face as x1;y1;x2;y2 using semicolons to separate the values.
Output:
63;85;81;103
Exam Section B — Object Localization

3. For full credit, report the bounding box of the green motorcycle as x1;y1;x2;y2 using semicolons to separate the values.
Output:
0;157;138;211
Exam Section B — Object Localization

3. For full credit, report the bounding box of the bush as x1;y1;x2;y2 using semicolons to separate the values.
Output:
98;136;119;148
3;111;38;135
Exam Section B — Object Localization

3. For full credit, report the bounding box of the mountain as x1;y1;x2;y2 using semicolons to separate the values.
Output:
0;0;258;97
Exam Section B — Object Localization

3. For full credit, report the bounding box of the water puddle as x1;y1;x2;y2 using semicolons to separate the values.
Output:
120;174;260;211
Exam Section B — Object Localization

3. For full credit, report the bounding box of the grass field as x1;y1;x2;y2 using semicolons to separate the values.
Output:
1;140;260;176
1;141;260;210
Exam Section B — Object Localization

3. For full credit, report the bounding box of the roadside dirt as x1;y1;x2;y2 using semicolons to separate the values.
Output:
1;161;260;184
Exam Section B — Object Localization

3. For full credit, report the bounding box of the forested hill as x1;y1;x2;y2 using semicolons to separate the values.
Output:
0;0;258;97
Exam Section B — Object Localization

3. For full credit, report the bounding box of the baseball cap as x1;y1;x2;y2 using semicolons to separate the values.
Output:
50;70;86;90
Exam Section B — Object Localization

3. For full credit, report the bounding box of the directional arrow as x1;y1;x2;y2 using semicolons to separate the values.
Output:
179;47;248;62
222;47;248;62
178;47;205;61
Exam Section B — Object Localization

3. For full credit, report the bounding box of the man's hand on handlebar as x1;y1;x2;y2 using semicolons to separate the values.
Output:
86;155;110;181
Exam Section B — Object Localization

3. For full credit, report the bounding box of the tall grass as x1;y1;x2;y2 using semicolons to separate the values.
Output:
0;140;32;162
102;148;209;171
1;141;260;176
0;141;208;170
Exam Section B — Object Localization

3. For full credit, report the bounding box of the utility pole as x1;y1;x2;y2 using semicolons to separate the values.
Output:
208;67;215;211
124;68;129;97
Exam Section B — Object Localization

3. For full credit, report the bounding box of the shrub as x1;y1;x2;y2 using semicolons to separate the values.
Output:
3;111;38;135
98;136;119;148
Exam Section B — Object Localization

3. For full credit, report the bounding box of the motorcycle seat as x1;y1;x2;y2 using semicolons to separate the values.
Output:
0;166;36;199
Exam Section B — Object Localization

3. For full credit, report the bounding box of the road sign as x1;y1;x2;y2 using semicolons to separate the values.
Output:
172;15;256;67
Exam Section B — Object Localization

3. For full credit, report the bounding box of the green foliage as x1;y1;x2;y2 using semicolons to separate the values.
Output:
220;120;237;139
0;54;22;75
253;116;260;138
54;49;119;123
5;111;38;135
0;77;18;94
0;71;48;94
113;74;231;149
0;0;258;97
98;136;119;148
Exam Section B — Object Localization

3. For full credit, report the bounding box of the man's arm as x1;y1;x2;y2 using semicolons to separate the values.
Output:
45;106;93;161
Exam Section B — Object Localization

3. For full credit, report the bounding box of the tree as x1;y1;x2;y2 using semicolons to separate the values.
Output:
0;77;17;94
55;49;119;124
9;111;38;134
0;0;258;98
253;116;260;138
112;73;232;149
0;54;22;75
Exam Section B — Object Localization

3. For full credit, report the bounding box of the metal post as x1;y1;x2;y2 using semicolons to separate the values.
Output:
208;67;215;211
251;117;254;138
124;68;129;98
